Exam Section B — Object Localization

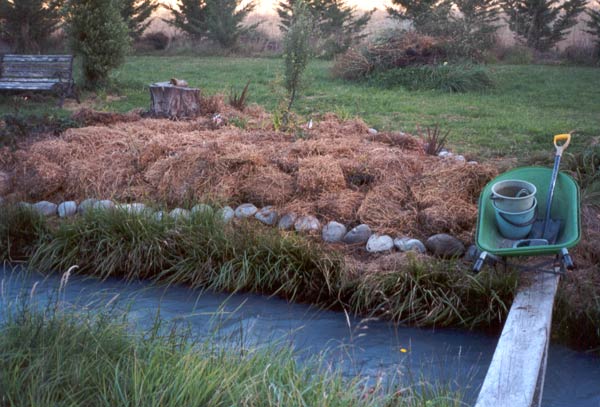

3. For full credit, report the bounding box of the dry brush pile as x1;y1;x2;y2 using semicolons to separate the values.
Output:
0;106;497;242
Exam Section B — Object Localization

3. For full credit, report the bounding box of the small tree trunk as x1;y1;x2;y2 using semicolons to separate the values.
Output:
149;82;201;119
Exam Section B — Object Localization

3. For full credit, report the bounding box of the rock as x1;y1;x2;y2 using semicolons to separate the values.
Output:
294;215;320;232
235;203;258;219
153;211;164;222
169;208;190;220
465;245;481;262
192;203;213;215
219;206;235;223
18;202;32;210
78;198;98;215
426;234;465;258
368;128;378;135
366;234;394;253
467;161;478;165
255;206;278;226
322;221;347;243
394;237;426;253
94;199;115;210
455;155;466;162
438;149;449;157
118;203;147;214
278;213;297;230
58;201;78;218
32;201;57;216
343;224;372;244
0;171;12;195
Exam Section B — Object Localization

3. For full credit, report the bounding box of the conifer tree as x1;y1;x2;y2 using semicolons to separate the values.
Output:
205;0;257;48
164;0;210;40
450;0;500;57
386;0;453;37
278;0;373;57
120;0;159;40
0;0;63;53
585;1;600;57
500;0;586;51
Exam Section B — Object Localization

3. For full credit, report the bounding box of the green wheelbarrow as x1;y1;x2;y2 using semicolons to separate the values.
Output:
472;137;581;274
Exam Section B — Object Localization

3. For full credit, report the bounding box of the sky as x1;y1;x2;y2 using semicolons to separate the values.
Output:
160;0;390;13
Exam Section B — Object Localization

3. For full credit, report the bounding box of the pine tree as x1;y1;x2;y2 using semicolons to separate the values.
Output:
283;1;313;111
65;0;130;88
450;0;500;57
585;1;600;56
386;0;453;37
120;0;159;40
164;0;210;40
0;0;64;53
278;0;373;57
205;0;257;49
500;0;586;51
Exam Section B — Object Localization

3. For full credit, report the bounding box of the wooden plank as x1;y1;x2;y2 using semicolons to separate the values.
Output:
0;78;61;83
2;55;72;62
1;71;70;79
0;82;57;90
475;272;559;407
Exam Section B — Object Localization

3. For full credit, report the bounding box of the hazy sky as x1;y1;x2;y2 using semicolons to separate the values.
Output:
160;0;390;13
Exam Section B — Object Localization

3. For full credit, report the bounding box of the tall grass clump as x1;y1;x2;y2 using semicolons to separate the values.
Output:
345;255;518;330
0;293;462;406
0;203;48;262
370;65;494;93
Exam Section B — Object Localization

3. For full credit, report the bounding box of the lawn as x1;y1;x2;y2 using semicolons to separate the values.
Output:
1;57;599;159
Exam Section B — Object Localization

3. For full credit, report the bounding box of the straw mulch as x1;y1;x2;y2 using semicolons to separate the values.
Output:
1;109;497;241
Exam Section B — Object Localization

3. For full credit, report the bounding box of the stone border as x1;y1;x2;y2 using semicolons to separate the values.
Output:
11;198;469;258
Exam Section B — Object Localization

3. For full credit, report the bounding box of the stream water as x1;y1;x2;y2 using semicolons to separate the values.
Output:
1;266;598;407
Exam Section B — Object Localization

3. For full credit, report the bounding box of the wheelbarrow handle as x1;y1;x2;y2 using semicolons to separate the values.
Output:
553;133;571;156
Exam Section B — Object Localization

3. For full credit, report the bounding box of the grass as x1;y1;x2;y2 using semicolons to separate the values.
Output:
0;290;463;407
1;57;599;159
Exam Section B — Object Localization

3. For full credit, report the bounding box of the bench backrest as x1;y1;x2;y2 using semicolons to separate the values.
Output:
0;54;74;83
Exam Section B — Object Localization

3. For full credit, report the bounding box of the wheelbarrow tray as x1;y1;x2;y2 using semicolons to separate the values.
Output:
475;167;580;256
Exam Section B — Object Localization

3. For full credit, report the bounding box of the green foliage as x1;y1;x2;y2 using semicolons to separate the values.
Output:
206;0;258;49
120;0;159;40
370;64;495;93
65;0;130;88
0;299;463;406
0;204;48;261
0;111;80;149
283;1;313;112
0;0;63;53
585;1;600;58
278;0;373;58
228;81;250;110
387;0;453;37
500;0;586;51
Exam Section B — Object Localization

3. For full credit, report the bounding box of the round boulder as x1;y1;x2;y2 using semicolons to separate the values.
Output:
366;234;394;253
58;201;78;218
94;199;115;210
192;204;213;215
33;201;57;216
394;237;426;253
0;171;12;196
426;234;465;258
169;208;190;220
219;206;235;223
322;221;347;243
78;198;98;215
294;215;320;232
278;213;297;230
255;206;279;226
235;203;258;219
343;224;372;245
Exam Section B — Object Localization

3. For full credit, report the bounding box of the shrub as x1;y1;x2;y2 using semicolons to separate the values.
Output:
494;44;535;64
0;204;48;261
500;0;586;52
369;64;495;93
0;0;63;53
419;125;450;156
387;0;453;37
120;0;159;40
65;0;131;88
140;31;171;50
228;81;250;111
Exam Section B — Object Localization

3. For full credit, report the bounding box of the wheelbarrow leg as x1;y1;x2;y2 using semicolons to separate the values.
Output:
473;251;488;273
560;248;575;271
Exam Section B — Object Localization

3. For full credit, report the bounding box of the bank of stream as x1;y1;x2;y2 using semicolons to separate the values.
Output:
2;266;598;407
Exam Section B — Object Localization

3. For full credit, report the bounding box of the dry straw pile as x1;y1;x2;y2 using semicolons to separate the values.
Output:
1;106;496;241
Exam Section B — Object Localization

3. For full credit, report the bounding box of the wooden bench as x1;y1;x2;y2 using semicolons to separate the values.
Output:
0;54;78;107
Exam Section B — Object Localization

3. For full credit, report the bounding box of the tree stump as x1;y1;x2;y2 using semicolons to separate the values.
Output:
149;81;201;119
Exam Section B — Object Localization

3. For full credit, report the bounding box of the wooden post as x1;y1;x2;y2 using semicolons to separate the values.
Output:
475;272;560;407
149;81;201;119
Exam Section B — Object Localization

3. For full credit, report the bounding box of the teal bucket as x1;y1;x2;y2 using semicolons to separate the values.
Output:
493;197;537;239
